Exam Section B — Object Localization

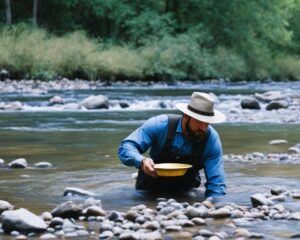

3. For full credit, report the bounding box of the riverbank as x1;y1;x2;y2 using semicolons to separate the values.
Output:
0;79;300;124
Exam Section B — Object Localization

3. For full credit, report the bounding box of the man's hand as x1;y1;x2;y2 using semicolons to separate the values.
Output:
141;158;157;178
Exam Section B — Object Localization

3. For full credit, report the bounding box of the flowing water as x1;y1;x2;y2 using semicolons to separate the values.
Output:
0;82;300;239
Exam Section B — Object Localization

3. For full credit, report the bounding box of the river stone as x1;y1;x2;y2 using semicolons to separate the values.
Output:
250;193;274;207
178;219;195;227
210;207;232;218
131;204;147;211
185;206;208;219
290;232;300;238
1;208;47;233
288;212;300;220
5;101;23;110
40;233;57;239
232;218;252;227
165;225;182;231
142;221;160;230
288;147;300;154
51;201;81;219
82;197;102;208
141;230;162;240
99;222;114;231
269;139;288;145
82;205;107;217
119;231;140;240
255;91;285;102
270;187;287;196
63;187;95;197
99;230;114;239
15;234;27;240
80;95;109;109
49;96;64;106
41;212;53;221
62;103;80;110
241;98;261;110
0;200;13;214
234;228;250;237
208;236;222;240
198;229;214;237
0;159;4;165
119;102;129;108
108;210;124;222
8;158;28;168
65;232;78;238
125;210;140;221
77;230;89;236
191;217;206;225
249;232;265;238
34;162;52;168
266;100;289;110
193;236;205;240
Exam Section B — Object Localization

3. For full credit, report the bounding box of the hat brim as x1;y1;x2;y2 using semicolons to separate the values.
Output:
176;103;226;124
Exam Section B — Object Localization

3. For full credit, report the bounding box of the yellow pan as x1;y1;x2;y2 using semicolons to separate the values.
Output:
154;163;192;177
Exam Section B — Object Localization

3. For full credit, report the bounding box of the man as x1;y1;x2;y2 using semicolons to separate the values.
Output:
118;92;226;198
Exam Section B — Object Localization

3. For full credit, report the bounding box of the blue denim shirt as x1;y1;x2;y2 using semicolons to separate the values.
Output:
118;114;226;197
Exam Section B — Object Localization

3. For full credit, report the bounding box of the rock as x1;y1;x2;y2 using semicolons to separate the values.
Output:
198;229;214;237
269;139;288;145
49;96;64;106
82;206;107;217
80;95;109;109
234;228;250;237
0;69;9;80
34;162;52;168
62;103;80;110
288;147;300;154
125;210;140;221
1;208;47;233
4;101;23;110
82;197;102;208
119;102;129;108
254;91;285;102
119;232;140;240
210;207;232;218
165;225;182;231
49;217;64;228
40;233;57;239
266;100;289;110
0;158;5;165
251;193;274;207
51;201;81;219
40;212;53;221
108;210;124;222
63;187;95;197
0;200;13;214
142;221;160;230
232;219;252;227
290;232;300;238
185;206;208;219
270;187;287;196
15;234;27;239
288;212;300;220
8;158;28;168
191;217;206;225
99;230;114;239
241;98;261;110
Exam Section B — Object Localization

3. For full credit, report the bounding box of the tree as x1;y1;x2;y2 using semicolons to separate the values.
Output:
4;0;12;25
33;0;38;25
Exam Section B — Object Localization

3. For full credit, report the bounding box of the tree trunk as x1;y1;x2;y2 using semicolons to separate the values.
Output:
5;0;12;25
33;0;38;25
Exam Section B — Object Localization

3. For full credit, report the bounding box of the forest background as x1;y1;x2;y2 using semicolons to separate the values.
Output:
1;0;300;81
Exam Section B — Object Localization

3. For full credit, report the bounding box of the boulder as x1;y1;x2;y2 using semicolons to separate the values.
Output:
80;95;109;109
49;96;64;106
1;208;47;233
250;193;274;207
8;158;28;168
0;200;13;214
241;98;261;110
266;100;289;110
51;201;81;219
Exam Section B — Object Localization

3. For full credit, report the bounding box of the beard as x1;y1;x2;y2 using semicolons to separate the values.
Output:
185;118;207;142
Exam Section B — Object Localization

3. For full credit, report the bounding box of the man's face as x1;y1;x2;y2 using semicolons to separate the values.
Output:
184;115;209;141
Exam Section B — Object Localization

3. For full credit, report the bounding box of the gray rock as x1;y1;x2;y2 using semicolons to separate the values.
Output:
49;217;64;228
108;210;124;222
51;201;81;219
142;221;160;230
76;230;89;236
193;236;205;240
15;234;27;240
64;232;78;238
165;225;182;231
119;231;140;239
62;103;80;110
185;206;208;219
80;95;109;109
270;187;287;196
8;158;28;168
241;98;261;110
0;200;13;214
290;232;300;238
99;230;114;239
288;147;300;154
249;232;265;238
82;206;107;217
119;102;129;108
40;212;53;221
1;208;47;233
251;193;274;207
232;218;252;227
34;162;52;168
191;217;206;225
82;197;102;208
210;207;232;219
288;212;300;220
49;96;64;106
125;210;140;221
40;233;57;239
266;100;289;110
141;230;162;240
269;139;288;145
5;101;23;110
0;159;4;165
234;228;250;237
198;229;214;237
63;187;95;197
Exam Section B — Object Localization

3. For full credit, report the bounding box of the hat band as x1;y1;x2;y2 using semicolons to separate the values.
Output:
187;105;214;116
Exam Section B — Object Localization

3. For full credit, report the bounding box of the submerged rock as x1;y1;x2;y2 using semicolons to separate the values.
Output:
8;158;28;168
250;193;274;207
63;187;95;197
80;95;109;109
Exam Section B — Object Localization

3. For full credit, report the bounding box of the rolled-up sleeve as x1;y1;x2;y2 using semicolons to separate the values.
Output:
203;130;226;198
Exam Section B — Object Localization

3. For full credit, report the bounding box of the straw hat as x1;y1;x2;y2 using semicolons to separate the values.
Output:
176;92;226;123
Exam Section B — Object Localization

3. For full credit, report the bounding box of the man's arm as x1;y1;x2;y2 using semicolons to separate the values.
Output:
203;129;226;198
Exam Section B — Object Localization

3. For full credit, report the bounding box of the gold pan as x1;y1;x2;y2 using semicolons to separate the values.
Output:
154;163;192;177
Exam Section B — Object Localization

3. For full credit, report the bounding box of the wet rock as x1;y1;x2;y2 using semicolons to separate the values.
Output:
62;103;80;110
40;212;52;221
288;212;300;220
40;233;57;239
63;187;95;197
34;162;52;168
158;206;175;215
291;190;300;199
210;207;232;219
49;96;64;106
249;232;265;238
1;208;47;233
0;200;13;214
141;230;162;240
0;159;4;165
65;232;78;238
49;217;63;228
15;234;27;239
185;206;208;219
165;225;182;231
232;218;252;227
82;197;102;208
99;222;114;231
241;98;261;110
51;201;81;219
142;221;160;230
191;217;206;225
198;229;214;237
269;139;288;145
119;231;140;239
77;230;89;236
193;236;205;240
288;147;300;154
290;232;300;238
251;193;274;207
209;236;222;240
108;210;124;222
99;230;114;239
119;102;129;108
266;100;289;110
231;209;244;218
82;206;107;217
255;91;285;102
5;101;23;110
234;228;251;237
80;95;109;109
8;158;28;168
178;219;194;227
270;187;287;196
125;210;140;221
131;204;147;211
